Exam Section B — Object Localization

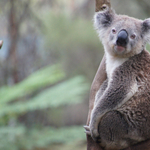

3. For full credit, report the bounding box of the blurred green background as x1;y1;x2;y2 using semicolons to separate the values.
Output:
0;0;150;150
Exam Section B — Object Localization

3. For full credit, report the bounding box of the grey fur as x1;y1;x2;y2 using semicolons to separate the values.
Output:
84;8;150;150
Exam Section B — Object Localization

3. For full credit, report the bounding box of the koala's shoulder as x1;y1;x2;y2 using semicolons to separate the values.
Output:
113;50;150;77
122;50;150;73
133;50;150;63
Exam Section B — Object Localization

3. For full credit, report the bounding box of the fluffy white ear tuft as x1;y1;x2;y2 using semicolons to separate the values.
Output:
142;18;150;44
94;9;115;40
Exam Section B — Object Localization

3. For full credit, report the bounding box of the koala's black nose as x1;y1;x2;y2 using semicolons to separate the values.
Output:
116;30;128;47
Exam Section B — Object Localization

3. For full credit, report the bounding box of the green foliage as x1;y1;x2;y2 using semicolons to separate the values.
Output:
0;125;86;150
0;65;65;105
0;76;89;117
43;12;102;56
42;12;103;79
0;64;89;150
146;44;150;52
44;13;100;50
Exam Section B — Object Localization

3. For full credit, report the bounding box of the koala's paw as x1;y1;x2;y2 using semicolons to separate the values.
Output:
92;128;101;143
84;125;101;143
84;125;91;135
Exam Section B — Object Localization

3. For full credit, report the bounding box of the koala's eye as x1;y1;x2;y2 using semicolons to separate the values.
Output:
112;29;116;34
130;34;136;39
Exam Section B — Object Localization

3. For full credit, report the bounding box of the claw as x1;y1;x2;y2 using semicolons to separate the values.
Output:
83;125;100;142
83;125;90;131
83;125;91;135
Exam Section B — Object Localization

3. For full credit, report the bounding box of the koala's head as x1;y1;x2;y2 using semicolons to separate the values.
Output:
94;8;150;58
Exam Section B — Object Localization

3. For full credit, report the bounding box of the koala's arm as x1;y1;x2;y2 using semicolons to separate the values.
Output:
94;79;108;105
125;140;150;150
86;55;107;126
89;68;138;140
86;55;107;150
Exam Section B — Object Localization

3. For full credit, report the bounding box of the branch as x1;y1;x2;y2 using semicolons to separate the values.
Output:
95;0;111;12
86;1;111;150
17;0;31;25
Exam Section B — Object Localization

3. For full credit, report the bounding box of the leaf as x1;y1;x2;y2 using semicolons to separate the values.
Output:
0;64;65;105
0;76;89;117
0;125;86;150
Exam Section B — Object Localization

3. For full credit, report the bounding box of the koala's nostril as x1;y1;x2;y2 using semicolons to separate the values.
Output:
116;30;128;47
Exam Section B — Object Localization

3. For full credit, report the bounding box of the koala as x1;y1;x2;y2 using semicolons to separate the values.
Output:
84;7;150;150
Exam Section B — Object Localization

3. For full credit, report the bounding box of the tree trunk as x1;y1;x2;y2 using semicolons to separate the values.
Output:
6;0;19;84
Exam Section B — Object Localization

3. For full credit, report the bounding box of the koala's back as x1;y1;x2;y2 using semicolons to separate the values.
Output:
116;49;150;139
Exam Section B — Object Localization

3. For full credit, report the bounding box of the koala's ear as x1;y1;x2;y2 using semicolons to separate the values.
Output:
94;8;115;30
142;19;150;43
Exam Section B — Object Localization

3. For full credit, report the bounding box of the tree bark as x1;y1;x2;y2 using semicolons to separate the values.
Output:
95;0;111;12
6;0;19;84
86;55;106;150
5;0;30;84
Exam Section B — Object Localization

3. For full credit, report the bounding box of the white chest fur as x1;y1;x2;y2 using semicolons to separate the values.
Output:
105;52;128;80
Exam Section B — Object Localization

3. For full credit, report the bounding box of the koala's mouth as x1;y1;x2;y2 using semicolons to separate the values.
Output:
114;45;126;53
